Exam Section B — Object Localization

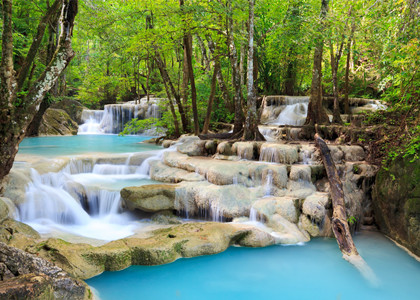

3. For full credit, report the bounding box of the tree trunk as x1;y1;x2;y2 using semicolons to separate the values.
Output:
305;0;330;126
344;19;356;115
184;34;200;135
207;36;232;113
155;51;188;133
314;134;360;258
242;0;264;141
329;42;343;124
197;35;210;72
0;0;78;183
202;62;220;134
227;0;244;133
161;79;180;137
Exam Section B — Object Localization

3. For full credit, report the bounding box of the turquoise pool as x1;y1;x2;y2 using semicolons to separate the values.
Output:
18;135;160;157
87;231;420;300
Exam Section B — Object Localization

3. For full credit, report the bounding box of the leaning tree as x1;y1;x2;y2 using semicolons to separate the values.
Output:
0;0;78;182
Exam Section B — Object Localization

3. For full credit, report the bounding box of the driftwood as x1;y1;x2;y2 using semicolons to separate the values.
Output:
314;134;359;256
315;134;378;284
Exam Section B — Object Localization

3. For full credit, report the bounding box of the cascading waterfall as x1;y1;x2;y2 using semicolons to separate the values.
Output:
270;97;309;126
78;99;162;135
18;153;158;241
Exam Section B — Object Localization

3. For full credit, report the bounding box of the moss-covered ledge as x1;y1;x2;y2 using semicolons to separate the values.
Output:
372;154;420;256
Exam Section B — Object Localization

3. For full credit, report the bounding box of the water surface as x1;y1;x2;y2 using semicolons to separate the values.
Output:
87;231;420;300
19;135;159;157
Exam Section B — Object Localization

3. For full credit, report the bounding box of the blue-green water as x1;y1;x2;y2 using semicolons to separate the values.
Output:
18;135;160;157
87;231;420;300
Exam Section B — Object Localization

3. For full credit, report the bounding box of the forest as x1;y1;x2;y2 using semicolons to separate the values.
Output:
1;0;419;163
0;1;419;299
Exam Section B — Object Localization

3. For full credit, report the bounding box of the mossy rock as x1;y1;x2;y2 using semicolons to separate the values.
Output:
50;98;86;124
38;108;78;136
372;154;420;256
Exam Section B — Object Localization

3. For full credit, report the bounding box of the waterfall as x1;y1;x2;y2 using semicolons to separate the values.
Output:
18;152;158;241
249;207;259;222
264;170;273;197
78;99;162;135
270;97;309;126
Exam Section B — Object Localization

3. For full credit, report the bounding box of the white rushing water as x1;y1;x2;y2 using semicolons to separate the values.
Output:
18;152;162;241
269;96;309;126
78;99;161;135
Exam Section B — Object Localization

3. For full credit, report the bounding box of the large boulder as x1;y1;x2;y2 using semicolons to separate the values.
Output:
38;108;78;136
0;242;91;300
50;98;86;124
372;154;420;256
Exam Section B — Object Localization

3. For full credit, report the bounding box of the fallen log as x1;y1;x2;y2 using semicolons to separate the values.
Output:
315;134;378;285
314;133;358;257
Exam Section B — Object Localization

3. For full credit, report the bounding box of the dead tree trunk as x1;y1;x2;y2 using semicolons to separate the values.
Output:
314;134;358;257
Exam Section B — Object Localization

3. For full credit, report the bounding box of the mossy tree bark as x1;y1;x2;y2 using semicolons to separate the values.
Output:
0;0;78;183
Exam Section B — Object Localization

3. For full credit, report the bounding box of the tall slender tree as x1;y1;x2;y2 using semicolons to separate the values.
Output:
305;0;330;126
243;0;264;141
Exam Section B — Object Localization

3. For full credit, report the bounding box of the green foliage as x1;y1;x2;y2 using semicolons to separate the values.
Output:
119;118;162;136
347;216;357;225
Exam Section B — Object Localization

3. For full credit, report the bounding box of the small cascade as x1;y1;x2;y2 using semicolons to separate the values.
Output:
21;169;91;225
210;201;222;222
264;170;273;197
249;207;259;222
18;152;159;241
78;110;104;134
78;98;162;135
272;98;309;126
83;189;121;216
